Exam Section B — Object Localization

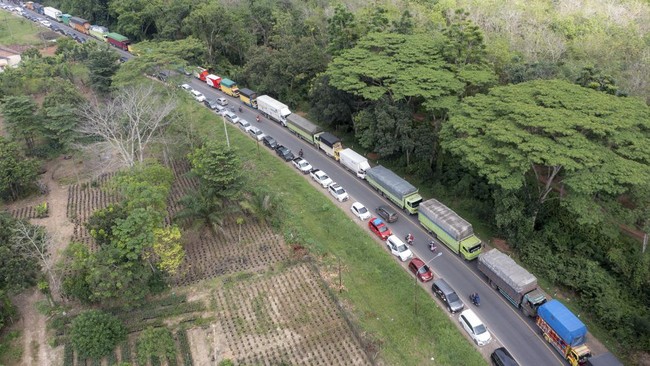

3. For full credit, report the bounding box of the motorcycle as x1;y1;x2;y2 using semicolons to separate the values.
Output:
429;241;437;253
470;293;480;307
256;115;261;123
238;106;243;113
405;234;414;246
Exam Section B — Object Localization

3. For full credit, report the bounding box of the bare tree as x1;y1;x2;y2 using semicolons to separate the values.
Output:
79;84;177;167
11;221;60;302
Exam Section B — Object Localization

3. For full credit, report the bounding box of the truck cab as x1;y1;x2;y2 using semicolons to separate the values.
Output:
522;289;547;317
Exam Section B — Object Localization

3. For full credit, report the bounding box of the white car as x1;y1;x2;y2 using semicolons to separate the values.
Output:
190;90;206;102
39;20;51;27
217;97;228;106
459;309;492;346
386;235;413;262
224;111;239;124
214;105;227;116
328;183;349;202
310;169;333;188
350;202;371;220
248;126;265;141
292;157;312;174
180;83;192;91
238;119;252;132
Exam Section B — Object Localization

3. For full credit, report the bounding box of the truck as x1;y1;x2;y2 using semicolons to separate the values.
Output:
238;88;257;108
33;3;44;14
106;33;132;52
339;149;370;179
194;67;208;81
25;2;33;10
257;95;291;126
88;25;108;41
286;114;322;144
316;132;343;160
537;300;592;366
220;78;239;97
478;249;547;316
366;165;422;214
418;199;483;260
205;74;221;89
43;7;62;21
69;17;90;34
60;14;71;25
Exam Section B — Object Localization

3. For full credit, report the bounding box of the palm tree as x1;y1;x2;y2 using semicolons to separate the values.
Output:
175;190;228;236
239;187;284;227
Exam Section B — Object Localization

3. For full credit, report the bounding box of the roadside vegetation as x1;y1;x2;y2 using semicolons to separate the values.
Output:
0;9;49;46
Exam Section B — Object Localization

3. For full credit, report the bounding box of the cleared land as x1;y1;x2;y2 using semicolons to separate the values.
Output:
0;10;51;47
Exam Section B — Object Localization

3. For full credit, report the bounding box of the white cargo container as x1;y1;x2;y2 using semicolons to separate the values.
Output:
339;148;370;179
257;95;291;126
43;6;62;21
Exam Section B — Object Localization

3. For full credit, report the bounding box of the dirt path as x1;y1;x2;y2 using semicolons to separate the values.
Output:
8;158;74;366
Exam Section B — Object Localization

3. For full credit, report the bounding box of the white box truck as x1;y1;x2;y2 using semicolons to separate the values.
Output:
339;148;370;179
257;95;291;126
43;7;62;21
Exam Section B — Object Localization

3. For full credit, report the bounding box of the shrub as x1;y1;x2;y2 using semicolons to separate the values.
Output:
136;327;176;366
70;310;126;359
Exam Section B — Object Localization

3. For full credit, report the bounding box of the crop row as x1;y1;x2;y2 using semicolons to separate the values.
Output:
176;329;193;366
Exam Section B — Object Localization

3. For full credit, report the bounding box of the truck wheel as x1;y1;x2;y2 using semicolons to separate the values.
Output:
489;280;497;290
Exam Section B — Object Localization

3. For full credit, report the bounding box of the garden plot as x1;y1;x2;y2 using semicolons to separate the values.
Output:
208;263;371;366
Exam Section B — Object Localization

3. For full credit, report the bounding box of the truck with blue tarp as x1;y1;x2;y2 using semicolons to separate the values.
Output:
537;300;592;366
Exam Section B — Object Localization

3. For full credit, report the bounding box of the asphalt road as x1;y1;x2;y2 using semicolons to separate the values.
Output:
11;6;565;364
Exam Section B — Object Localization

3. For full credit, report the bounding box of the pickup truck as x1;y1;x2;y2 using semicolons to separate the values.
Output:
292;157;313;174
310;169;333;188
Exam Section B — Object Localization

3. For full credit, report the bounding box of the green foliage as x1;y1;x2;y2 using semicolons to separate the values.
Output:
70;310;126;359
0;137;39;201
326;4;360;55
240;186;286;228
136;327;175;366
175;188;229;234
86;204;129;246
0;290;17;331
175;330;192;366
86;45;120;94
41;104;79;152
1;95;40;151
112;162;173;212
442;79;650;226
150;226;184;275
308;74;355;129
188;141;245;201
0;214;42;294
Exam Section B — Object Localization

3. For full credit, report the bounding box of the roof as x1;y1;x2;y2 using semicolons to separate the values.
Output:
479;249;537;293
287;114;322;135
538;300;587;346
221;78;236;87
238;88;257;97
366;165;418;197
586;352;623;366
69;16;89;25
419;199;473;240
318;132;340;147
106;33;129;42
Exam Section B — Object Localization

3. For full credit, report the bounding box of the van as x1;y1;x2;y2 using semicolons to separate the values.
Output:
190;90;206;102
376;205;398;223
459;309;491;346
490;347;519;366
431;279;464;313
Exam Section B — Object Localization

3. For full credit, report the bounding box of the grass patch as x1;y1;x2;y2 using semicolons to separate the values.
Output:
0;10;48;46
179;101;485;365
0;330;23;365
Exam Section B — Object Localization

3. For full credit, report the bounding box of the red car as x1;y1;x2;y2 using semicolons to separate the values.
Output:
368;217;392;240
409;258;434;282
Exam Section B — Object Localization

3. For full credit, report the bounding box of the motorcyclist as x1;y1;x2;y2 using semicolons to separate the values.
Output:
239;105;243;112
406;233;414;245
471;292;480;305
299;149;304;158
429;240;437;252
256;115;261;122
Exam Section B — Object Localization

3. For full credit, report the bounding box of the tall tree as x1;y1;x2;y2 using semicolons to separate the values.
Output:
86;45;120;94
326;4;359;55
0;137;39;201
188;141;245;201
441;79;650;227
1;96;40;151
42;104;79;152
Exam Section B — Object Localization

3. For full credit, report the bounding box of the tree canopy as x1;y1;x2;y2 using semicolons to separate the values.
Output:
441;79;650;226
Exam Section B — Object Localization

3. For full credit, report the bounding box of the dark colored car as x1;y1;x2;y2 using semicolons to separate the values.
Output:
262;135;278;150
376;205;398;223
490;347;518;366
275;145;295;161
408;258;434;282
431;279;464;313
155;71;169;81
204;99;220;110
368;217;391;240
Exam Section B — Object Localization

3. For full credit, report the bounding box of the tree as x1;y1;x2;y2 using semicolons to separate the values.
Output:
79;84;177;167
42;104;79;152
308;74;355;129
149;226;184;275
188;142;245;201
70;310;126;359
11;221;60;299
392;10;414;35
86;45;120;94
1;95;40;151
441;79;650;227
576;66;622;96
136;327;176;365
0;137;39;201
86;204;129;246
175;188;229;235
326;4;359;55
0;214;41;293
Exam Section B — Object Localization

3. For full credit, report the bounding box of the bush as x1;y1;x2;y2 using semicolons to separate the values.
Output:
70;310;126;359
136;327;176;366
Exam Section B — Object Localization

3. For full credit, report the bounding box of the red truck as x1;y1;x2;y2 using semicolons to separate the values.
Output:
206;74;221;89
106;33;132;52
194;67;209;82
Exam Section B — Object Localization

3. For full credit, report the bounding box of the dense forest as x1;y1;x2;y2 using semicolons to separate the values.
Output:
3;0;650;361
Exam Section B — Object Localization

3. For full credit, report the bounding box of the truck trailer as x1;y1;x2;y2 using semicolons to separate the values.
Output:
339;149;370;179
69;17;90;34
238;88;258;108
106;33;132;52
194;67;208;81
418;199;482;260
43;7;62;21
478;249;546;315
220;78;239;97
286;114;322;145
257;95;291;126
316;132;343;160
88;25;108;41
205;74;221;89
537;300;591;366
366;166;422;214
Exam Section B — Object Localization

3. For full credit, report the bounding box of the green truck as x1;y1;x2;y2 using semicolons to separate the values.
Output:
418;199;482;260
286;113;323;145
365;166;422;214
